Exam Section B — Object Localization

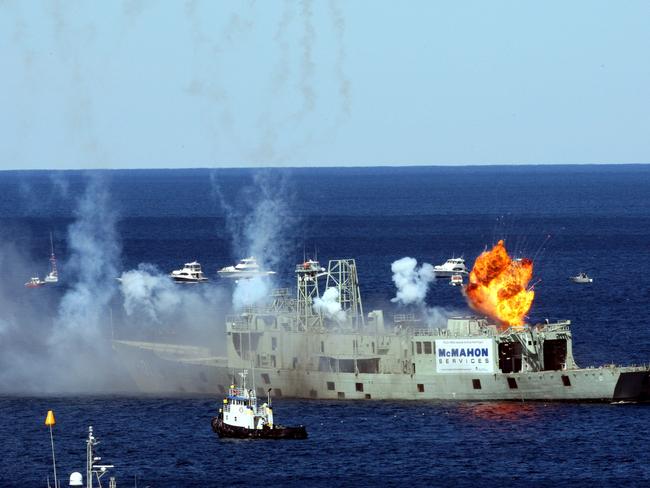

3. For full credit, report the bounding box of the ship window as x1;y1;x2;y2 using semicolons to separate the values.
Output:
338;392;345;399
412;363;416;374
320;341;325;353
365;394;371;400
507;377;518;389
310;389;318;398
423;342;432;354
327;381;335;391
472;379;481;390
562;375;571;386
273;388;282;397
261;373;270;384
355;382;364;392
372;342;375;354
416;342;422;354
272;337;277;351
417;383;424;393
270;355;276;367
292;357;298;369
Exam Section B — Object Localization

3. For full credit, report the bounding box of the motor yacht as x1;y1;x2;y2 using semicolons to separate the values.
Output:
217;257;276;280
433;257;468;278
570;272;593;284
169;261;209;283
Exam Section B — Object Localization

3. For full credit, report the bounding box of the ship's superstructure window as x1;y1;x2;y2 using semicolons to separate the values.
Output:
327;381;335;391
310;389;318;398
416;342;422;354
273;388;282;397
365;394;371;400
472;379;481;390
499;342;523;373
261;373;270;384
423;342;432;354
320;341;325;353
338;392;345;399
355;382;364;392
543;339;567;371
562;375;571;386
272;337;277;350
417;383;424;393
507;377;518;389
271;355;277;368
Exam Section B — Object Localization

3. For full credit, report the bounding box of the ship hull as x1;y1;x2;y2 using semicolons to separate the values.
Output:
243;367;650;403
211;417;307;439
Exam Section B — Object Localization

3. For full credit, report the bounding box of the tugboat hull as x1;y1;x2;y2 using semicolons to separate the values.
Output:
211;417;307;439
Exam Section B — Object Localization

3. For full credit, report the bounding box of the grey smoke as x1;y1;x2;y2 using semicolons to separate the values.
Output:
328;0;351;117
299;0;316;113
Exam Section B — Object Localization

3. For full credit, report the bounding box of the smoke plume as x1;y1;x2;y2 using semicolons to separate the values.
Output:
390;257;435;306
313;286;346;324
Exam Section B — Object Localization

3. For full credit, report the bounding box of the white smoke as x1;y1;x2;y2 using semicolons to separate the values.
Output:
313;286;346;324
120;264;180;322
390;256;461;328
45;176;121;390
390;257;435;306
212;171;297;310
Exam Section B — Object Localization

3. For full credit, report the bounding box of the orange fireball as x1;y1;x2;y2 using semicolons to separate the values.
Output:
464;240;534;327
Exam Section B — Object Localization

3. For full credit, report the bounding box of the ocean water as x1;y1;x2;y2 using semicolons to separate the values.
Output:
1;165;650;486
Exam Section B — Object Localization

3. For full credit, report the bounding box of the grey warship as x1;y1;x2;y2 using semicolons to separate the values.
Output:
115;257;650;402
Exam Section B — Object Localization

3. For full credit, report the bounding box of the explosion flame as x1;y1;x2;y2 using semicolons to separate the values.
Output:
464;240;534;327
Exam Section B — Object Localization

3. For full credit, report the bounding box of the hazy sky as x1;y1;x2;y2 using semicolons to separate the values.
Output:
1;1;649;169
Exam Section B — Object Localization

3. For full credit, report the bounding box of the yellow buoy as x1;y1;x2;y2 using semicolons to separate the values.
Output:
45;410;56;427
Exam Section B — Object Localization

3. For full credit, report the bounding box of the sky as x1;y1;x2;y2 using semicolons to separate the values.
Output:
0;0;649;170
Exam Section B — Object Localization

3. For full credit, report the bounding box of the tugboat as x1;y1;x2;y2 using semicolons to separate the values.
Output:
211;371;307;439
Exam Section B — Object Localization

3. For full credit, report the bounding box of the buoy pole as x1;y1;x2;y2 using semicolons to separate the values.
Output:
48;423;58;488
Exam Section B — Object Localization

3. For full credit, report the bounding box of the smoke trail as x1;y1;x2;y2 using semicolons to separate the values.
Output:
390;257;435;306
328;0;350;117
299;0;316;113
46;176;121;390
313;286;346;324
212;171;297;309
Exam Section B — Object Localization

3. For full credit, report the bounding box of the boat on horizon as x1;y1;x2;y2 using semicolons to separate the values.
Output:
25;276;45;288
44;232;58;284
169;261;209;283
217;256;276;280
571;272;593;284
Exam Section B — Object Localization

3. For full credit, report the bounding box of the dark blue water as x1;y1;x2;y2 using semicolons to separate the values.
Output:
1;166;650;486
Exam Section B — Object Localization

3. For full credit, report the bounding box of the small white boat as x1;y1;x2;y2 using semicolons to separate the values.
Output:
169;261;209;283
570;272;593;284
25;276;45;288
434;257;468;278
44;233;58;284
217;256;276;280
449;274;464;286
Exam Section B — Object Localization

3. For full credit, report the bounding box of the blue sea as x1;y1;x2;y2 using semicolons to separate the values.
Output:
1;165;650;486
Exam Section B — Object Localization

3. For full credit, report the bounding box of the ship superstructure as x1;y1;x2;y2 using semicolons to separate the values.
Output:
115;256;650;402
224;258;650;402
